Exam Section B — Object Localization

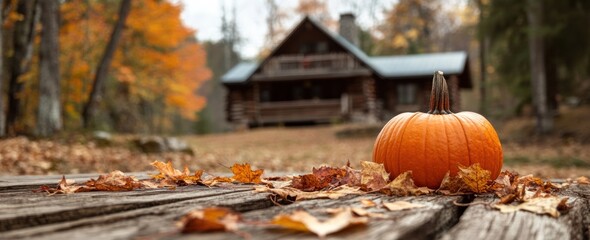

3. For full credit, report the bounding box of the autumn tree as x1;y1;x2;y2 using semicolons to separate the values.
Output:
296;0;333;27
5;0;39;136
37;0;62;137
376;0;443;55
82;0;131;129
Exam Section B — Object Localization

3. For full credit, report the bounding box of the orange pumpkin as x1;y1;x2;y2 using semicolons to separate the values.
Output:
372;71;502;189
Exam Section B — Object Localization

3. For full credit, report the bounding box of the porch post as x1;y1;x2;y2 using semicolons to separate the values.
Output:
362;77;377;123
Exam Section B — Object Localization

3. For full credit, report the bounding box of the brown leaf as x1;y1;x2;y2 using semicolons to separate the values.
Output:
271;208;367;237
231;163;263;184
85;170;143;191
360;161;389;191
37;176;87;195
201;176;234;187
457;163;491;193
150;161;203;185
292;174;327;191
383;171;432;196
179;207;241;233
383;201;426;211
437;172;468;195
575;176;589;185
292;165;360;191
493;197;570;218
254;185;364;201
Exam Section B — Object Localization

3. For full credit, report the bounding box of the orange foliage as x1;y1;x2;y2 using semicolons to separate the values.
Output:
60;0;211;126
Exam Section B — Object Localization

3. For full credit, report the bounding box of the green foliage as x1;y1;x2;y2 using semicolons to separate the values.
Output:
481;0;590;114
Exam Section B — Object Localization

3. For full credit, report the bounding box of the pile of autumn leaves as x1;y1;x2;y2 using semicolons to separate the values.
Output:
39;161;589;237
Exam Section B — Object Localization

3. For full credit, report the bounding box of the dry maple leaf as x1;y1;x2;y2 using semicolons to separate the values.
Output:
493;197;570;218
85;170;143;191
231;163;263;184
179;207;241;233
201;176;234;187
384;171;432;196
254;185;364;201
292;174;326;191
37;176;87;195
360;161;389;191
292;165;360;191
150;161;203;185
437;172;469;195
271;208;367;237
457;163;491;193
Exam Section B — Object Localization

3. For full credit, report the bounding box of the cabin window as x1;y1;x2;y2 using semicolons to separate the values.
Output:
260;89;270;102
317;42;328;53
397;83;417;104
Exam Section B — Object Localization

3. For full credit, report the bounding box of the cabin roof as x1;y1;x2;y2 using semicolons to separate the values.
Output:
220;62;258;84
368;51;468;78
221;16;470;84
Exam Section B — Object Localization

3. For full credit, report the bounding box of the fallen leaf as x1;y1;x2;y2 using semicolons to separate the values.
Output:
201;176;234;187
383;171;432;196
254;185;364;201
271;208;367;237
458;163;491;193
85;170;143;191
493;197;570;218
37;176;86;195
360;199;377;208
150;161;203;185
179;207;241;233
437;172;468;195
360;161;389;191
292;165;360;191
383;201;426;211
292;174;327;191
575;176;589;185
231;163;263;184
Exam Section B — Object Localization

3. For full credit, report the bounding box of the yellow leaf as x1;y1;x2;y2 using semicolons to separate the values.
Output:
150;161;203;185
271;208;367;237
179;207;240;233
457;163;491;193
384;171;432;196
231;163;264;184
360;161;389;191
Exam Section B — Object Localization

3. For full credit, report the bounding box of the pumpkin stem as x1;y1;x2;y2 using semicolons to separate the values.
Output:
428;71;452;114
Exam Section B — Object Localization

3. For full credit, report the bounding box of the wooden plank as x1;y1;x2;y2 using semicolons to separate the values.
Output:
0;182;256;233
0;188;273;240
0;173;150;190
440;185;590;240
0;189;463;240
176;195;463;240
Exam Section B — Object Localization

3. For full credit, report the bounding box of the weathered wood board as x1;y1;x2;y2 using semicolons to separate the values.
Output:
0;174;589;240
441;185;590;240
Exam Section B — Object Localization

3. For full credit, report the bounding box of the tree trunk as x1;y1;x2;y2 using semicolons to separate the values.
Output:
0;0;4;137
526;0;553;134
6;0;39;136
82;0;131;128
36;0;61;137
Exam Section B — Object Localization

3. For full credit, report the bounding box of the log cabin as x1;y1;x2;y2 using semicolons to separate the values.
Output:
221;14;472;129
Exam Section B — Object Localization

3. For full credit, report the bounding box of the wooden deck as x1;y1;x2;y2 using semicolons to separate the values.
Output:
1;174;589;239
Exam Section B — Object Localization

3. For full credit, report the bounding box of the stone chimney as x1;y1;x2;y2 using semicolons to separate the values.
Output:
339;13;359;46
